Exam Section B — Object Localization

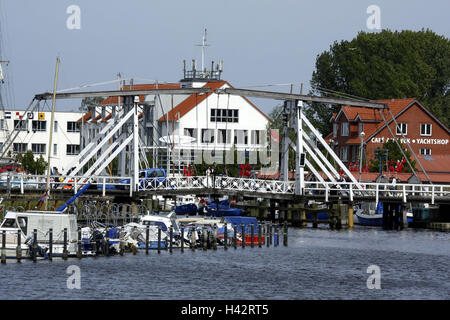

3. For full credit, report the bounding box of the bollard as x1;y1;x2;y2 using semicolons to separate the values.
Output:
263;224;266;246
233;224;237;250
1;230;6;264
157;226;161;254
212;225;217;251
266;224;270;248
145;225;149;255
224;224;228;250
190;229;196;252
77;228;82;259
16;230;22;263
48;228;53;261
105;227;109;257
169;227;173;254
180;227;184;253
258;223;262;248
241;223;245;249
202;227;207;251
313;212;318;228
269;224;273;246
275;224;279;247
250;223;254;248
33;229;38;262
62;228;68;260
283;223;288;247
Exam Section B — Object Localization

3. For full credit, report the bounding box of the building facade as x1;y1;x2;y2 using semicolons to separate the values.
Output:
326;98;450;182
0;110;82;173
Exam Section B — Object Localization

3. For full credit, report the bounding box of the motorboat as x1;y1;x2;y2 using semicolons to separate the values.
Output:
354;202;413;226
0;210;78;259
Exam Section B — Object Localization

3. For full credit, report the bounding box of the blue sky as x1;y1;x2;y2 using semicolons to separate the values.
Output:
1;0;449;114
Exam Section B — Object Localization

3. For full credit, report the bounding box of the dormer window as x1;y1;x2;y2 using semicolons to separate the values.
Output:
341;122;349;136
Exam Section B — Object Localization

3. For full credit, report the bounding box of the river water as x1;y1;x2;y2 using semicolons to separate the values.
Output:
0;225;448;300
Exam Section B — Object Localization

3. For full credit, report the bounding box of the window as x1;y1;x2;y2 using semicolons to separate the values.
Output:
396;123;407;135
210;108;238;123
53;144;57;156
333;123;338;138
54;121;58;133
358;122;363;135
0;142;3;153
218;129;231;144
13;143;27;153
420;148;431;155
32;120;47;132
13;120;28;131
341;122;349;136
420;123;432;136
340;146;348;161
0;119;4;130
184;128;197;140
66;144;80;155
32;143;46;154
234;130;248;145
17;217;27;235
67;121;80;133
201;129;214;143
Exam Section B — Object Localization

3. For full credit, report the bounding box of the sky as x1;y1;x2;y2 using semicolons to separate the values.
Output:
0;0;449;115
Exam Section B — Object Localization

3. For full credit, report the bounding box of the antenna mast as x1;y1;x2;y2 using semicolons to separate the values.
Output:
197;28;209;72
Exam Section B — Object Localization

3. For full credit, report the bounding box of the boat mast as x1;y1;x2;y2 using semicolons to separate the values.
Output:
44;57;60;210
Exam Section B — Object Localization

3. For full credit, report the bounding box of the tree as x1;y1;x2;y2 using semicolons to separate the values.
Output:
80;97;104;112
368;140;416;173
17;150;48;174
307;29;450;135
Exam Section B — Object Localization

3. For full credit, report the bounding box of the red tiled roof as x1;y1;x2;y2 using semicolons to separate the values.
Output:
159;81;226;122
416;154;450;173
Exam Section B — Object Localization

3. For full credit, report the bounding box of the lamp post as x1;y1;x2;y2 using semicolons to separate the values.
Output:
358;131;365;182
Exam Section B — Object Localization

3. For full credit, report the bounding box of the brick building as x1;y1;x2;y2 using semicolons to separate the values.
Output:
325;98;450;182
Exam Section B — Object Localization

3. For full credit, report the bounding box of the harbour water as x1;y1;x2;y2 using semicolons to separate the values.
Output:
0;225;448;300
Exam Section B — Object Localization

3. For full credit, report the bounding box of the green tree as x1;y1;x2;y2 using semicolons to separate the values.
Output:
368;139;416;173
307;29;450;135
18;150;48;174
80;97;104;112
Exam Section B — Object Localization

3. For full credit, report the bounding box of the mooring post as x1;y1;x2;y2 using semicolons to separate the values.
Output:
105;227;109;257
1;230;6;264
402;204;408;229
190;228;196;252
202;227;207;251
348;202;354;229
33;229;38;262
233;224;237;250
241;223;245;249
157;225;161;254
180;226;184;253
266;224;270;248
48;228;52;261
313;212;318;229
62;228;68;260
224;224;228;250
17;230;22;263
77;228;82;259
169;226;173;254
269;224;273;246
274;224;279;247
250;223;254;248
145;225;149;255
212;225;217;251
283;222;288;247
258;223;262;248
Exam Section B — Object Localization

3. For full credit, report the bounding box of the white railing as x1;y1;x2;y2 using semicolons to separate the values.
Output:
2;173;450;203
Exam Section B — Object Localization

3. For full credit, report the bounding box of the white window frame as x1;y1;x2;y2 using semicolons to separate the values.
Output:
420;148;431;155
341;122;349;137
340;146;348;161
420;123;432;136
396;123;407;135
31;143;46;155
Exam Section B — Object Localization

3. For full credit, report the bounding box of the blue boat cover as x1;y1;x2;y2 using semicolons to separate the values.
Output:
224;216;260;233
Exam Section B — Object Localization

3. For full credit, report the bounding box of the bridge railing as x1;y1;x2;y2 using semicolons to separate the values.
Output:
304;181;450;204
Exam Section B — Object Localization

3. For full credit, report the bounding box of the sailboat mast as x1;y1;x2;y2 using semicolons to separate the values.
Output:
45;57;60;209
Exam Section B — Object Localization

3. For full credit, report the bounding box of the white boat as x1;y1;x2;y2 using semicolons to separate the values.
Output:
0;210;78;258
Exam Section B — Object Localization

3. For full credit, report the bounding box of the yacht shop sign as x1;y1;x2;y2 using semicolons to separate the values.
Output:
370;137;449;145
